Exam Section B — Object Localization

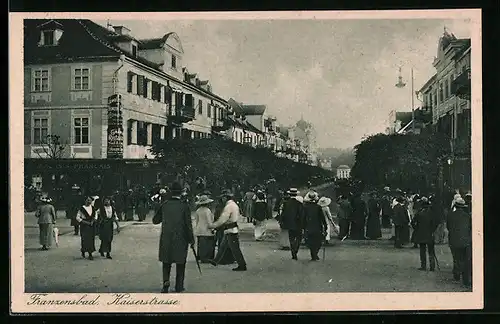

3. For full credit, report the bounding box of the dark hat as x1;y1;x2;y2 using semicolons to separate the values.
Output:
219;189;234;197
170;182;183;194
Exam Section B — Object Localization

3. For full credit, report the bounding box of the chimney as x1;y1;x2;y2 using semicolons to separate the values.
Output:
113;26;131;36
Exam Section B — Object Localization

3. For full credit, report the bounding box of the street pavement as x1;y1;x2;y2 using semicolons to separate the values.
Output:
24;184;469;293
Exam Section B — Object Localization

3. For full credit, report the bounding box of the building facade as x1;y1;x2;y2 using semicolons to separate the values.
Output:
418;29;471;190
336;165;351;179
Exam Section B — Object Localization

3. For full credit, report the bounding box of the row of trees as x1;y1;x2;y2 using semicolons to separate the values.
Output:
350;132;452;194
150;137;334;193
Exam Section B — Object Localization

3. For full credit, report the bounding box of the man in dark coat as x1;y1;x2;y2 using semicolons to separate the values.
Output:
153;182;195;293
447;197;472;288
411;197;439;271
276;188;305;260
380;189;392;229
349;192;367;240
366;192;382;240
392;196;408;248
303;191;327;261
337;195;352;240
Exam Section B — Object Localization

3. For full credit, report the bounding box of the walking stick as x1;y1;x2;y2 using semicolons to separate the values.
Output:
434;252;441;271
190;245;203;275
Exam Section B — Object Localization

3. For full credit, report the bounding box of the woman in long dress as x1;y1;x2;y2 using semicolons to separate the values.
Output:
318;196;335;244
213;196;235;265
193;195;216;263
277;191;291;249
349;193;367;240
97;197;121;259
253;190;268;241
35;197;57;250
76;196;97;260
242;188;255;223
365;192;382;240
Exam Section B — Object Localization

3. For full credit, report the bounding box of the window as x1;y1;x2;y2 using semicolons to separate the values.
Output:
439;83;443;103
137;76;144;96
444;79;449;99
32;69;50;92
198;99;203;115
74;117;90;144
73;68;91;90
132;44;138;57
42;30;54;46
33;118;49;144
171;55;177;69
207;104;211;118
127;72;134;93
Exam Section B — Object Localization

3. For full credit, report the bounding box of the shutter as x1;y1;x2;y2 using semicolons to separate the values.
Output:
143;78;148;98
137;76;144;96
127;72;134;93
127;120;132;145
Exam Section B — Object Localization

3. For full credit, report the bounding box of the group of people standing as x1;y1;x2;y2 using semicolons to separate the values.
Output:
153;182;247;293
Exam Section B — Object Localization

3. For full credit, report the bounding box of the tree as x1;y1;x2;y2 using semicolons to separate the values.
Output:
351;132;450;193
35;134;72;159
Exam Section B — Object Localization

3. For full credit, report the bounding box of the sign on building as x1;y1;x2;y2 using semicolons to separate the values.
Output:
107;94;124;159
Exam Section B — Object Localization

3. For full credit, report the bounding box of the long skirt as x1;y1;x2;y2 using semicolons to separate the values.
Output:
434;222;446;244
279;229;290;249
80;224;96;253
99;223;114;253
349;220;366;240
125;208;135;221
254;220;267;240
39;223;54;247
216;234;235;265
197;236;216;262
365;213;382;239
400;225;410;244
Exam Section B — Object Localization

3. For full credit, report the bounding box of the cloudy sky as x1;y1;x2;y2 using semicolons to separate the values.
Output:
97;17;471;149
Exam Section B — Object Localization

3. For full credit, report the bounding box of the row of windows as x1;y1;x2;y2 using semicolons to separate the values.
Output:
32;117;89;145
31;67;92;92
126;71;225;120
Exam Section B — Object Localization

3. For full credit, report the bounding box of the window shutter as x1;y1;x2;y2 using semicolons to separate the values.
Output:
127;120;133;145
154;82;160;101
137;76;144;96
143;78;148;98
127;72;134;93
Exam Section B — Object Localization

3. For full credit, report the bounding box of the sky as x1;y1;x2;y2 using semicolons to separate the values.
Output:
96;18;471;149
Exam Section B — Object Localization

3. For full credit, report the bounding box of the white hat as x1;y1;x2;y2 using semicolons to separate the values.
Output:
196;195;214;205
40;196;52;203
159;189;167;194
92;196;99;200
286;188;299;196
318;197;332;207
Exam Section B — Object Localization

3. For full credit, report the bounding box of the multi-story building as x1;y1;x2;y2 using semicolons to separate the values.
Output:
226;98;265;147
23;18;231;193
418;28;471;190
386;108;432;135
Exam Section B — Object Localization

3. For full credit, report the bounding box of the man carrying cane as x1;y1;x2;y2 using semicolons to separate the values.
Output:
153;182;195;293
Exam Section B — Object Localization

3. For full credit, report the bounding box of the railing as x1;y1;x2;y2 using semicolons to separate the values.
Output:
168;105;195;122
451;68;471;99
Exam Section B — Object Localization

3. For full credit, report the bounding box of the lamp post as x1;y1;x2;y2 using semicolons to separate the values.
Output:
395;66;416;133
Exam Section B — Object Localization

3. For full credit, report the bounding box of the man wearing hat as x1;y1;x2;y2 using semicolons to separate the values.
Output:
446;197;472;288
392;196;408;248
303;191;327;261
277;188;305;259
208;189;247;271
153;182;195;293
411;197;438;271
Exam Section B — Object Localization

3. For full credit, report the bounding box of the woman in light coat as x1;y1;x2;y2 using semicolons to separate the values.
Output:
193;195;216;263
318;196;335;244
35;197;57;250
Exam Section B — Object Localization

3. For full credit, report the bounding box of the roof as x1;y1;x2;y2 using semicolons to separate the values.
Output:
242;105;266;115
24;19;228;103
227;116;264;134
337;165;350;170
138;35;168;50
395;111;412;124
228;98;245;116
418;74;437;93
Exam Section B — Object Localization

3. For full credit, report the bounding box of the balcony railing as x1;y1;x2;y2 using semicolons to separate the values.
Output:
168;105;195;123
451;69;471;100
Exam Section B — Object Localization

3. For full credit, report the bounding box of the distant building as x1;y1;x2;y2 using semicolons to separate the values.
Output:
336;165;351;179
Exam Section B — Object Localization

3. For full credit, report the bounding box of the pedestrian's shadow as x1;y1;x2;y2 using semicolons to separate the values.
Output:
24;247;43;252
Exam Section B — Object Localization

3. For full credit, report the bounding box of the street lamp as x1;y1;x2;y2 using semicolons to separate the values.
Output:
395;66;416;133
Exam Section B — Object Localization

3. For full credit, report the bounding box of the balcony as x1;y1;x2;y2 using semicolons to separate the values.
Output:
167;105;195;124
212;115;231;132
451;69;471;100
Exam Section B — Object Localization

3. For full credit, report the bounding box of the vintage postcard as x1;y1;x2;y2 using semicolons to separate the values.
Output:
9;9;482;313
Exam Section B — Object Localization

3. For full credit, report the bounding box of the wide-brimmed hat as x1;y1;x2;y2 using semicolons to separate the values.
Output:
318;197;332;207
453;193;462;201
170;182;183;194
420;196;429;203
454;197;468;208
40;196;52;203
159;189;167;194
304;191;319;202
196;195;214;206
287;188;299;196
256;191;266;200
92;196;99;200
383;186;390;192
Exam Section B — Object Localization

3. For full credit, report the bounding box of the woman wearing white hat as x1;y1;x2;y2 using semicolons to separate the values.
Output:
317;196;335;244
35;196;57;250
194;195;216;263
